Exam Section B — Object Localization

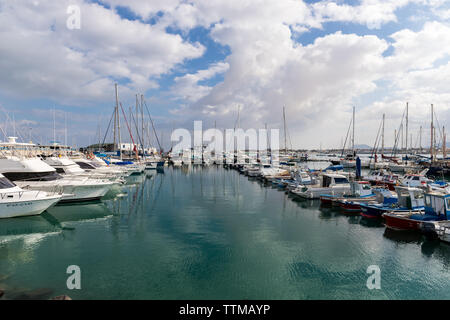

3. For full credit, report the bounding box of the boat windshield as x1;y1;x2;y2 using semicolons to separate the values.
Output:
0;177;16;189
334;178;349;184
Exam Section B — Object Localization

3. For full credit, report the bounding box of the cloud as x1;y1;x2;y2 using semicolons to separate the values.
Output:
172;62;229;102
311;0;413;29
0;0;204;104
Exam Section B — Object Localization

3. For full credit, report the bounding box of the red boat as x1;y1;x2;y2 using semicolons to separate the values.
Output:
383;212;423;231
338;200;362;212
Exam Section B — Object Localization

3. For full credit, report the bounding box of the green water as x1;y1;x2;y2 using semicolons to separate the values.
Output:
0;166;449;300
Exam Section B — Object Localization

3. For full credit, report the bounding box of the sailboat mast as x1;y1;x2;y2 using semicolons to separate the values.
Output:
352;106;355;152
420;126;422;152
381;113;385;155
283;106;287;154
53;108;56;146
141;95;144;158
431;104;434;162
115;83;122;160
444;126;447;160
406;102;408;155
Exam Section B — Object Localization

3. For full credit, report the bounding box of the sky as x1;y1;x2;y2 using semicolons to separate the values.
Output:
0;0;449;150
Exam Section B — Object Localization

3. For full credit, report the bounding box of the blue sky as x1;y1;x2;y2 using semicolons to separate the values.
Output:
0;0;449;149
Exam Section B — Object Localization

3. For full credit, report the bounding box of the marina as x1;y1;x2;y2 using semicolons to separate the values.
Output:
1;0;450;305
1;164;450;300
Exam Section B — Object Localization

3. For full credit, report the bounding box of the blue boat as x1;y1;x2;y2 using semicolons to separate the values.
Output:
360;186;424;219
385;191;450;231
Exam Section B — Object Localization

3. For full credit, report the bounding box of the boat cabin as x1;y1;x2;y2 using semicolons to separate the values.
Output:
350;181;373;197
0;174;17;192
321;174;349;188
394;186;425;210
401;174;431;187
44;157;85;175
424;192;450;220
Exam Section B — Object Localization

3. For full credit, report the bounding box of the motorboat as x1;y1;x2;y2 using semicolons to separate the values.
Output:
0;155;114;203
0;173;62;218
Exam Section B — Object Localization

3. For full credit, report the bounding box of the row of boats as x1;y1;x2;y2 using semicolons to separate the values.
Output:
227;160;450;245
0;137;165;219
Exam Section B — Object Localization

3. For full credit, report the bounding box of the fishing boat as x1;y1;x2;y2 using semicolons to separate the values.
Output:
384;190;449;231
319;181;376;208
0;173;62;219
360;186;424;219
291;173;351;199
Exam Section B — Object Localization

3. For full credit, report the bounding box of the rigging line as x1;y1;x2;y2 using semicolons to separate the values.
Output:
0;107;25;142
119;103;139;160
100;108;116;150
391;105;407;158
341;115;353;157
142;100;162;152
369;118;383;166
433;111;444;147
130;109;144;153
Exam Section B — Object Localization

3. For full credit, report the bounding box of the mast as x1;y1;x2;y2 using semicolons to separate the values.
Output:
283;106;287;154
420;126;422;152
352;106;355;153
405;102;408;155
444;126;447;160
53;108;56;146
431;104;434;162
381;113;385;155
141;95;144;158
115;83;122;160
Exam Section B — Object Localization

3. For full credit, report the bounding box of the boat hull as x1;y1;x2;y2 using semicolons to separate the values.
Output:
383;213;423;231
0;195;61;219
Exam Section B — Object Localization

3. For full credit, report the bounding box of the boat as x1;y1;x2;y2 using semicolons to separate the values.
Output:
0;155;114;203
384;190;450;231
291;173;351;199
421;221;450;243
360;186;424;219
319;181;376;210
0;173;62;219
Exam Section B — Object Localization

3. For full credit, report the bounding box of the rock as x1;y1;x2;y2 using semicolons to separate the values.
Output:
51;295;72;300
13;288;54;300
0;289;4;298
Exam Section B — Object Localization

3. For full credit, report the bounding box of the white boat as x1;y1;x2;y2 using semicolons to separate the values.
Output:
46;156;125;183
0;174;62;218
0;156;114;203
291;173;351;199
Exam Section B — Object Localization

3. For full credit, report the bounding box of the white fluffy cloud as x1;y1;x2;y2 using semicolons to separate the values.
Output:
0;0;204;104
1;0;449;148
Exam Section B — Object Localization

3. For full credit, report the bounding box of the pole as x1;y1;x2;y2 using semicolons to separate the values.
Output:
352;106;355;152
431;104;434;162
283;106;287;154
115;83;122;160
443;126;446;160
406;102;408;155
420;125;422;152
381;113;385;155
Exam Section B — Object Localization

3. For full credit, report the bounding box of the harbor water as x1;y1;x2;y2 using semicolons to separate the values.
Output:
1;165;449;299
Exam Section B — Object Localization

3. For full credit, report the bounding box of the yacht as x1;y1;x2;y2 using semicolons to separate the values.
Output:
0;155;113;203
0;173;62;218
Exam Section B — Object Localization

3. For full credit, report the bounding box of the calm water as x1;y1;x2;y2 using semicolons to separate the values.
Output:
1;166;450;300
